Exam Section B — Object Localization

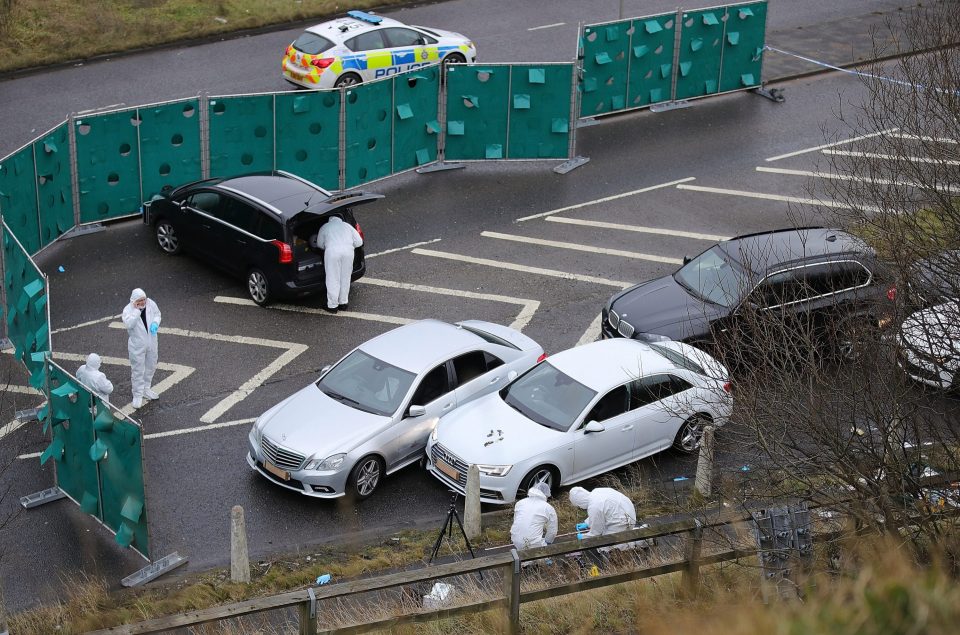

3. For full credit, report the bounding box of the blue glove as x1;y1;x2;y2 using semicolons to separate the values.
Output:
576;522;589;531
149;322;159;334
316;574;331;585
576;532;585;540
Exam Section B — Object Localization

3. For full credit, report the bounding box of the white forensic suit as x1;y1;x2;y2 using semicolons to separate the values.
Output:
569;486;637;542
122;288;161;407
313;216;363;310
76;353;114;401
510;483;558;551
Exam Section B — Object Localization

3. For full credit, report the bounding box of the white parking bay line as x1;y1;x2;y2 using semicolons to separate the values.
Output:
108;322;307;423
577;314;603;346
546;217;729;242
764;128;899;162
359;278;540;332
214;296;412;326
482;231;682;265
366;238;441;259
755;166;960;193
821;149;960;166
515;177;696;222
528;22;565;31
52;313;119;334
675;184;882;213
413;248;633;288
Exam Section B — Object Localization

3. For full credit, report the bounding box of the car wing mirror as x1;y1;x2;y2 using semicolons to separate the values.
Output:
507;370;518;381
179;200;190;212
682;255;692;265
320;364;332;375
584;421;605;434
407;404;427;418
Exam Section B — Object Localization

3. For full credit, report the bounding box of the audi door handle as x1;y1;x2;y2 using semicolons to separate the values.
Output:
442;403;453;410
623;425;634;431
489;376;500;384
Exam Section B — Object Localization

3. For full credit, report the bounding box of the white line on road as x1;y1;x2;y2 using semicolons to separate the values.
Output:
528;22;565;31
515;177;697;222
412;248;633;288
755;166;960;193
894;133;958;144
51;314;118;334
359;278;540;332
1;385;43;395
366;238;441;259
482;231;683;265
577;314;603;346
675;183;882;212
108;322;306;423
214;296;413;326
764;128;899;162
821;149;960;165
546;216;730;242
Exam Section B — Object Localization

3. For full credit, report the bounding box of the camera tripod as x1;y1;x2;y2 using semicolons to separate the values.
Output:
428;491;479;567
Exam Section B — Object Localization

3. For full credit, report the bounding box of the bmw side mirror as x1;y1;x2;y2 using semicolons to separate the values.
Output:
407;405;427;418
507;370;518;381
683;255;692;265
584;421;605;434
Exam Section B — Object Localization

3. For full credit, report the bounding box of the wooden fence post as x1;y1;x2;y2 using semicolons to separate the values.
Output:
682;520;703;597
502;549;521;635
299;588;318;635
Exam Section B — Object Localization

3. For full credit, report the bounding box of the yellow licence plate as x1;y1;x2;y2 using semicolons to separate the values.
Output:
264;460;290;481
436;458;459;481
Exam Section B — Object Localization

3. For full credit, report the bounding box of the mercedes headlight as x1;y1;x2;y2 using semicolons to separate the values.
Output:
477;464;512;477
305;453;347;471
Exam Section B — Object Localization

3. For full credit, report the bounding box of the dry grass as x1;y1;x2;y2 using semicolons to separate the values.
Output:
0;0;411;73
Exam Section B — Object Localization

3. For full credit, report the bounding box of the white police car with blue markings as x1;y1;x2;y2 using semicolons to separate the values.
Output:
282;10;477;89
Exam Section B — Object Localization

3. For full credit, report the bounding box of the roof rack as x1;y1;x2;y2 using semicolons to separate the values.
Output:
730;226;827;241
347;10;382;24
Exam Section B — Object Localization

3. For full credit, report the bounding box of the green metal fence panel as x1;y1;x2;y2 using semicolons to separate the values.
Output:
676;6;726;100
209;95;275;178
34;123;75;249
444;65;510;161
275;90;341;191
94;400;149;557
2;223;50;383
139;100;202;202
75;110;143;223
44;363;101;519
719;1;767;93
579;19;631;117
344;79;394;188
0;145;40;254
626;13;677;109
507;65;573;159
392;66;441;173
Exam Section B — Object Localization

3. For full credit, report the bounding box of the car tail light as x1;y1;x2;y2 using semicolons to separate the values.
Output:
311;57;335;69
354;222;364;241
886;286;897;302
271;240;293;264
723;381;732;394
537;353;548;363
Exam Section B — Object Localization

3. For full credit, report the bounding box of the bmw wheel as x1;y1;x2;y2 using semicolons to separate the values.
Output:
155;219;180;255
673;414;710;453
518;465;556;498
349;455;384;500
247;268;271;307
334;72;362;88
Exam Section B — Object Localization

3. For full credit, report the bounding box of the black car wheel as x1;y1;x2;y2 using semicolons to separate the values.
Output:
334;72;362;88
442;52;467;67
835;315;875;362
348;455;384;500
673;414;710;453
518;465;556;498
155;219;180;255
247;268;271;306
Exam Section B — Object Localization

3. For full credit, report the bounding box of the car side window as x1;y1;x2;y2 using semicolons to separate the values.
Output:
253;214;284;241
345;29;386;52
807;262;871;296
483;351;504;371
452;351;487;386
411;364;450;405
585;384;630;423
631;374;676;408
382;27;425;47
186;191;220;213
752;270;806;308
219;199;259;233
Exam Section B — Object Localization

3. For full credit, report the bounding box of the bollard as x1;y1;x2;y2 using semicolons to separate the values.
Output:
694;425;715;498
230;505;250;583
464;464;481;540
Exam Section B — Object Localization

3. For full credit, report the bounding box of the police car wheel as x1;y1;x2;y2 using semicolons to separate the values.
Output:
334;73;362;88
443;52;467;66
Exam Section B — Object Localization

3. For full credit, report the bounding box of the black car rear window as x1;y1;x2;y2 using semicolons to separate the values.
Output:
293;32;334;55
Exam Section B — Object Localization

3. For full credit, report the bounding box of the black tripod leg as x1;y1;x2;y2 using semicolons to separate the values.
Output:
450;509;477;558
429;510;453;565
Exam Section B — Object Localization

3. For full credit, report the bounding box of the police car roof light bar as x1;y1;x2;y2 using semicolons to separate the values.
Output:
347;10;382;24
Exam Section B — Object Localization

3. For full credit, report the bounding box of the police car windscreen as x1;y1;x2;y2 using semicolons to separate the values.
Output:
293;32;334;55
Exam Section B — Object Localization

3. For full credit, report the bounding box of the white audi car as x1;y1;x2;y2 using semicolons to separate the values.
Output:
426;338;732;504
898;301;960;390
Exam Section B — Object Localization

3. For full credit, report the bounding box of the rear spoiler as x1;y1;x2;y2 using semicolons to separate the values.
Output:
290;192;384;223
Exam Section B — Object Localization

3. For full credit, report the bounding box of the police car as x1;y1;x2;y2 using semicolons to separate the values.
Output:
282;10;477;89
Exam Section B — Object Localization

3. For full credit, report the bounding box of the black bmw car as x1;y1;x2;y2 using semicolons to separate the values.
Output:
601;227;898;359
143;171;382;306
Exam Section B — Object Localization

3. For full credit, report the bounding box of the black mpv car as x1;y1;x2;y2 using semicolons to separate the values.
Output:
143;171;381;306
601;227;897;358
